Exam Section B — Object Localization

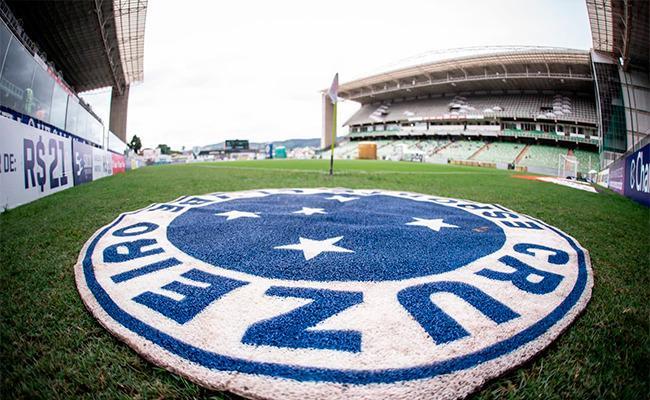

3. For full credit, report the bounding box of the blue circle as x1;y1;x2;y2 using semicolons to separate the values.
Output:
166;194;505;281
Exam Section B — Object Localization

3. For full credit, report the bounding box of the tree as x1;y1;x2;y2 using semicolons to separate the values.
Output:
157;144;172;155
128;135;142;153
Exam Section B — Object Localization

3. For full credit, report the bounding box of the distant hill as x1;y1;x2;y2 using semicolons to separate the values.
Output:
272;138;320;149
201;138;320;152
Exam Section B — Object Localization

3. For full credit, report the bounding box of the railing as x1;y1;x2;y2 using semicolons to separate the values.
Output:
502;129;599;145
349;128;400;138
347;128;600;145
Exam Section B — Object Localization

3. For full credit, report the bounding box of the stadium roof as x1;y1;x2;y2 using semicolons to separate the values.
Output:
3;0;147;94
586;0;649;72
337;47;594;104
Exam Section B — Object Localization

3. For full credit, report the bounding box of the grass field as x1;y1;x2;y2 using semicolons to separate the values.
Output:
1;159;648;399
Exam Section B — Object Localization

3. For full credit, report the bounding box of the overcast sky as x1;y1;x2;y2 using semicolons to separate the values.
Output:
82;0;592;150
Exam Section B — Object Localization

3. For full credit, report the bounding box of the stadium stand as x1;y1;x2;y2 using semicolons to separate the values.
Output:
322;138;599;177
337;141;359;159
573;149;599;173
436;140;485;160
321;139;453;161
494;142;593;172
320;47;618;178
517;145;569;169
378;140;411;160
0;1;143;211
375;142;393;160
414;139;449;156
473;142;525;163
346;94;598;127
321;140;364;160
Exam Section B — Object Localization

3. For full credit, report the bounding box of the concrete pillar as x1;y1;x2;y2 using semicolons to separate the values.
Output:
321;93;335;150
109;84;130;142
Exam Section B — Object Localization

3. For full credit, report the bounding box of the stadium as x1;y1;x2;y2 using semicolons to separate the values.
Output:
330;47;600;175
320;42;646;179
0;1;648;400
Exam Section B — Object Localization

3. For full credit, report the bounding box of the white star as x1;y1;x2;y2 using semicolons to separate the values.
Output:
406;217;458;232
292;207;327;216
326;195;359;203
274;236;354;260
215;210;261;220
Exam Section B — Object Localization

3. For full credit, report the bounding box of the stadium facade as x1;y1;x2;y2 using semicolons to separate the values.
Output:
0;0;148;210
1;0;147;142
323;0;649;178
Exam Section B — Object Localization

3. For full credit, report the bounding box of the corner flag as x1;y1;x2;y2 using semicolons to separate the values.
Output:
328;73;338;104
328;73;338;175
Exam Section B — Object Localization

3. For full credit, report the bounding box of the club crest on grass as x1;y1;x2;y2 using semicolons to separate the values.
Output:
75;188;593;400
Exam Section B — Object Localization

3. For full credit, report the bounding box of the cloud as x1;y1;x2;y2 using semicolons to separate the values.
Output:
102;0;591;149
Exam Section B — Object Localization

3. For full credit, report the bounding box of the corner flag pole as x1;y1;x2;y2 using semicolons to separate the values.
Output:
329;101;337;175
327;73;338;176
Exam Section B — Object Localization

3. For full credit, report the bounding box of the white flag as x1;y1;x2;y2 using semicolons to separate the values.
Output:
327;73;338;104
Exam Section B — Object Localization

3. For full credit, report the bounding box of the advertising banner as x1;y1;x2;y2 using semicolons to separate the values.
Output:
111;153;126;174
624;143;649;206
0;116;73;210
608;159;625;195
92;147;112;180
596;168;609;188
128;157;142;170
72;140;94;186
1;105;71;141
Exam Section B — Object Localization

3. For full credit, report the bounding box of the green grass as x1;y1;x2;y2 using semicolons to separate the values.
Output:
1;159;648;399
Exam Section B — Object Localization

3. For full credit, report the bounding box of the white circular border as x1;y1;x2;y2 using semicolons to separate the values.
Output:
74;188;593;400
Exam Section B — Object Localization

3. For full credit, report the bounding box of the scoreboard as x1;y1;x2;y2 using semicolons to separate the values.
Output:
225;140;249;151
